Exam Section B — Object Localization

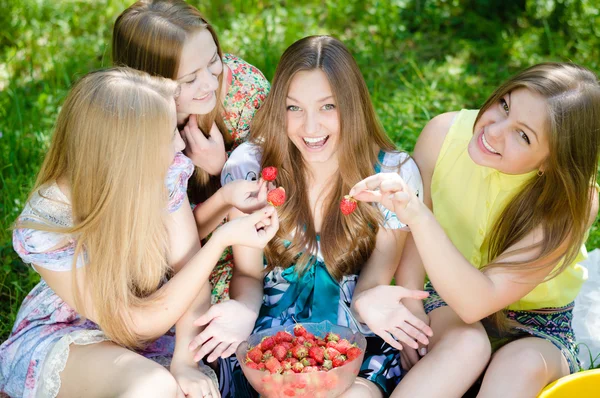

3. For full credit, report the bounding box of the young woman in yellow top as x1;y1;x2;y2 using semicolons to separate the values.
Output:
350;63;600;397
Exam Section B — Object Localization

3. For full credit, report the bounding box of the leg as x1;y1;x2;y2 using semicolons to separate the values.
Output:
339;378;384;398
477;337;570;398
391;306;491;398
58;341;179;398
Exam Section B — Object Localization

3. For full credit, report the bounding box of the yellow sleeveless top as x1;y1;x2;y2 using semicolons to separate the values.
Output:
431;109;588;311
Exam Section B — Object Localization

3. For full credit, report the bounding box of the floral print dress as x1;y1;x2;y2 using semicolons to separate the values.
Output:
0;153;194;398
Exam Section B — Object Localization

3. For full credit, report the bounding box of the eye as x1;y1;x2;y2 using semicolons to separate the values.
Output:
500;98;509;114
322;103;336;111
518;130;530;145
287;105;300;112
185;77;196;85
210;54;220;65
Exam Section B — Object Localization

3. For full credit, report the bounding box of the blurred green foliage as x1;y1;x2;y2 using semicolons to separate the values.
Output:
1;0;599;348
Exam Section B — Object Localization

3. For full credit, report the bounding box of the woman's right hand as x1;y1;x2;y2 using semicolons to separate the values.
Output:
221;179;268;214
354;285;433;351
214;205;279;249
181;115;227;176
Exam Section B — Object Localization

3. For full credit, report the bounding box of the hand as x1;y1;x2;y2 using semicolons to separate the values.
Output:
171;362;220;398
398;311;430;371
182;115;227;175
214;206;279;248
353;285;433;351
189;300;258;362
349;173;425;226
221;179;268;214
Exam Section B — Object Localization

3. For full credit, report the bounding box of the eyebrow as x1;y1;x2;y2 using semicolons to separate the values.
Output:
286;95;334;103
508;92;539;143
178;51;218;80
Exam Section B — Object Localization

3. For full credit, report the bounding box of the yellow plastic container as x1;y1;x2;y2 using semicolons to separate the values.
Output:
538;369;600;397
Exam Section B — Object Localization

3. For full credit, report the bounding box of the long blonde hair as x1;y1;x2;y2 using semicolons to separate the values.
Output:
478;63;600;332
19;68;177;349
113;0;227;202
251;36;399;280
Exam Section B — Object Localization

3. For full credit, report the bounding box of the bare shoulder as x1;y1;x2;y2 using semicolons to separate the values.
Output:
413;112;458;166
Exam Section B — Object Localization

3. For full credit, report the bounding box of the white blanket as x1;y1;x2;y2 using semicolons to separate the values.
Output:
573;248;600;369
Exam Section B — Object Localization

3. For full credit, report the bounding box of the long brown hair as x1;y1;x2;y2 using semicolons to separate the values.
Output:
478;63;600;332
18;68;177;349
113;0;227;201
251;36;399;280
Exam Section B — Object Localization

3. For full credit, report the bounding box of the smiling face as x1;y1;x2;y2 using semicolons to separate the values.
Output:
468;87;551;175
285;69;340;169
175;29;223;118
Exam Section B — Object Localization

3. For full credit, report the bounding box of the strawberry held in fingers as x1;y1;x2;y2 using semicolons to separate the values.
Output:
340;195;357;215
267;187;286;207
261;166;278;182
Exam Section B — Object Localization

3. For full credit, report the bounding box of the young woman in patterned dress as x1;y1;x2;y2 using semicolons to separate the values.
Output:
0;68;278;398
113;0;271;307
351;63;600;397
188;35;434;398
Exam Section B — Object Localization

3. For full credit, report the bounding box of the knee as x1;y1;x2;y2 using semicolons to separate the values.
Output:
122;366;179;398
493;345;548;381
444;324;492;363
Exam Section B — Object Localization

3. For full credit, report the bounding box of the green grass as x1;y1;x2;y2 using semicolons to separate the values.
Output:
1;0;600;367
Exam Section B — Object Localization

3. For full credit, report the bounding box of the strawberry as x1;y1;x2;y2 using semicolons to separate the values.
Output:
316;338;327;347
291;345;308;360
325;347;341;360
296;336;306;345
247;361;259;370
275;331;294;344
308;346;325;364
281;341;293;350
292;362;305;373
284;369;295;375
346;346;362;361
301;358;311;367
257;362;266;371
247;346;263;363
340;195;357;215
335;339;352;355
325;332;340;342
272;344;288;362
260;336;276;351
267;187;286;207
264;357;283;374
304;332;315;341
332;354;347;368
322;359;333;371
261;166;278;182
293;324;307;337
262;350;273;361
302;366;319;373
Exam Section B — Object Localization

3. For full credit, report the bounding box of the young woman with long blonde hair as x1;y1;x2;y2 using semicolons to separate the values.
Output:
351;63;600;397
0;68;278;398
113;0;272;309
187;35;433;398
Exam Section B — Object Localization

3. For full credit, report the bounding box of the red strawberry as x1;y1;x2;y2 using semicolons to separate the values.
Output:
261;166;278;182
335;339;352;355
304;332;315;341
316;338;327;347
346;346;362;361
260;336;275;351
332;354;347;368
306;357;317;366
247;346;263;363
275;331;294;344
293;324;307;337
325;332;340;342
257;362;266;371
264;357;283;374
325;347;341;360
262;350;273;361
340;195;357;215
302;365;319;373
247;361;259;370
291;345;308;360
273;344;289;362
292;362;304;373
267;187;286;207
308;346;325;364
296;336;306;345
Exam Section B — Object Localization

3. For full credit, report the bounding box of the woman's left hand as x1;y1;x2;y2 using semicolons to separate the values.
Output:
171;362;220;398
349;173;424;226
182;115;227;176
221;179;268;214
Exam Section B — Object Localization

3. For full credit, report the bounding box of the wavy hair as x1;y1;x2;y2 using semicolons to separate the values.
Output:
18;68;177;349
113;0;226;201
251;36;400;280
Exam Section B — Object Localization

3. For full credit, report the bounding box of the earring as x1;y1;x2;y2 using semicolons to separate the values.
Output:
537;170;544;177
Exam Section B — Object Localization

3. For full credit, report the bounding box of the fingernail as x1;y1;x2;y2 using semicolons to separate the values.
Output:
419;348;427;356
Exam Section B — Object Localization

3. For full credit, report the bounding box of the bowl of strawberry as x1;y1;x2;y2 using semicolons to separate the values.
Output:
236;321;366;398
